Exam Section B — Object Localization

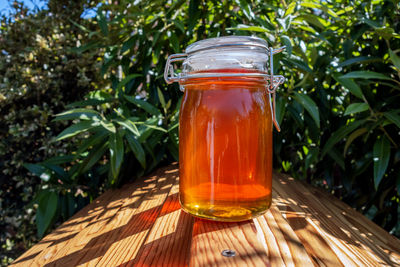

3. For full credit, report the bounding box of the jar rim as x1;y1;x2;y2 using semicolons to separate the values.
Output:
185;36;269;54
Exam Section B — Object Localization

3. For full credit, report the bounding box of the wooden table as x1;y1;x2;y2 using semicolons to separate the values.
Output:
12;164;400;266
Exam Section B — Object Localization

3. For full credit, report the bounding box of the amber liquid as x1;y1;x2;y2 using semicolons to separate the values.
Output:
179;70;273;221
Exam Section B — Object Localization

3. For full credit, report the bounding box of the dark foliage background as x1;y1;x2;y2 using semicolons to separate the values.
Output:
0;0;102;264
1;0;400;265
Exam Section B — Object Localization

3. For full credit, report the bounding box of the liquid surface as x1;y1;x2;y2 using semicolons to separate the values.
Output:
179;70;273;221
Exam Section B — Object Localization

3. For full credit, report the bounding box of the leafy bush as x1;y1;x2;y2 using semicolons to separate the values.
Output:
262;0;400;234
5;0;400;263
0;1;102;264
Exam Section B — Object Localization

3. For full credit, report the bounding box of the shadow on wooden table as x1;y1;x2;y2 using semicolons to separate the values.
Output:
272;172;400;266
43;206;165;266
13;165;180;266
11;165;400;266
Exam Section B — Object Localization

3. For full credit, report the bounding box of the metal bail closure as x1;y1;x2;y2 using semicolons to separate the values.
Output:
267;46;286;132
164;53;187;87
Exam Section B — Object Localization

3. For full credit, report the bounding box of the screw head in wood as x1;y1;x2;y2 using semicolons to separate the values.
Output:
221;249;236;257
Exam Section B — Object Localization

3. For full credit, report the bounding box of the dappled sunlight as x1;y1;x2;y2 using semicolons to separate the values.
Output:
272;172;400;266
11;166;400;266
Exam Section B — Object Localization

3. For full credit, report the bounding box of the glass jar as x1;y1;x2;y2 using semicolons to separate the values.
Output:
164;36;285;221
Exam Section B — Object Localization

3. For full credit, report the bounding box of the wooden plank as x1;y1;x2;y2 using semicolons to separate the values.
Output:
190;219;270;266
12;165;179;267
36;178;157;267
308;184;400;261
36;179;155;267
11;165;400;267
132;179;195;266
272;172;400;266
92;166;179;266
255;202;314;266
10;189;116;267
273;177;373;266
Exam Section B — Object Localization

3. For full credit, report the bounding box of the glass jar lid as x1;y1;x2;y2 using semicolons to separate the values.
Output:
183;36;270;74
185;35;269;54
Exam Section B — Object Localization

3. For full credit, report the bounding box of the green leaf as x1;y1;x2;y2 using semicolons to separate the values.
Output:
23;163;45;177
173;20;185;33
121;36;136;53
344;103;369;115
322;120;365;157
168;121;179;132
53;108;101;122
167;138;179;161
67;98;113;107
55;121;97;141
169;32;180;53
397;172;400;196
69;41;99;54
75;130;109;157
344;128;367;155
68;19;91;33
165;100;172;111
384;111;400;129
282;58;313;73
281;35;292;55
43;155;75;165
321;5;339;19
100;120;116;133
36;191;58;238
138;120;156;142
340;71;392;80
284;2;296;16
23;163;51;182
60;193;76;219
238;0;254;20
141;123;167;133
328;149;345;169
300;2;321;9
275;95;286;126
227;24;269;33
114;118;140;136
305;147;319;170
389;49;400;70
299;14;325;29
87;90;114;101
254;16;275;31
116;74;142;94
157;88;166;109
125;131;146;169
373;136;391;189
78;142;108;174
375;27;395;40
336;56;380;68
40;163;68;181
109;131;124;181
124;95;161;116
96;10;108;36
333;74;363;99
292;92;320;128
277;15;293;32
362;18;381;28
287;105;304;128
188;0;200;31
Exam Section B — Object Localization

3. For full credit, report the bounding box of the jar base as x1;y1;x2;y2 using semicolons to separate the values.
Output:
180;200;271;222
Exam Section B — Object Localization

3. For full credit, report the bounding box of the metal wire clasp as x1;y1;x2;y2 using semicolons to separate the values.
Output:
164;53;187;85
267;46;286;132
